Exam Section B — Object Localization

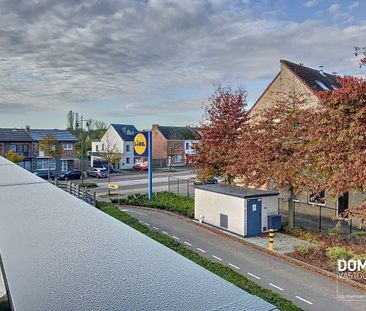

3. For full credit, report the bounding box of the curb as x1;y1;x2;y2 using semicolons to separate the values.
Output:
118;204;366;292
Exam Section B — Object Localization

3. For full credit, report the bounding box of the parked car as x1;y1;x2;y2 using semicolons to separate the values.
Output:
193;178;218;185
134;162;148;171
35;170;55;180
93;160;114;173
87;167;108;178
58;170;82;181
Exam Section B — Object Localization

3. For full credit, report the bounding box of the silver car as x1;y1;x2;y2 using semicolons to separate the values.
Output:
87;168;108;178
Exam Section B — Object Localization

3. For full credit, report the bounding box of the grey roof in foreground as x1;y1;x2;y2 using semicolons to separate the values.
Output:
195;183;279;199
29;129;77;142
0;157;277;311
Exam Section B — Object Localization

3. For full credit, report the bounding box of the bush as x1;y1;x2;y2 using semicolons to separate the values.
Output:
326;246;355;262
79;182;98;188
294;243;313;256
118;192;194;218
328;223;344;237
284;225;302;237
100;203;303;311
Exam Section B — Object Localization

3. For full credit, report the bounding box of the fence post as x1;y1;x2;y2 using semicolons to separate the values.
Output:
93;192;97;207
168;176;170;192
54;178;58;187
68;181;71;193
349;218;352;235
187;180;189;197
318;204;322;233
77;184;80;198
177;178;180;195
84;187;87;202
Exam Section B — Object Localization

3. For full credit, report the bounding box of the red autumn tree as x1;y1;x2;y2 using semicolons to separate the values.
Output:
194;85;249;184
236;89;316;227
308;76;366;225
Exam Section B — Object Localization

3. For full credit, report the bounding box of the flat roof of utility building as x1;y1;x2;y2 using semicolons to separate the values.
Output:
0;156;277;311
195;184;279;199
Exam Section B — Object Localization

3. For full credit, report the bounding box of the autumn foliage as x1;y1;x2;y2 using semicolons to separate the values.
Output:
194;85;249;183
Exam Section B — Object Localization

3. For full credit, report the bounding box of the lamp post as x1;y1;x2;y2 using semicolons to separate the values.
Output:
76;116;90;183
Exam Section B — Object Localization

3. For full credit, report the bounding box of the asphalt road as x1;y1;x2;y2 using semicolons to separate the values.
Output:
120;206;366;311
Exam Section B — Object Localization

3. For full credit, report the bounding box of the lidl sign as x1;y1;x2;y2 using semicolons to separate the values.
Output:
134;132;148;157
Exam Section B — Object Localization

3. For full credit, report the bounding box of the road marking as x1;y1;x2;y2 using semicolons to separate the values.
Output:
196;248;206;253
162;231;168;235
172;236;180;240
212;255;222;261
269;283;284;291
295;296;313;305
128;210;148;216
228;263;240;270
247;272;260;280
184;242;192;246
144;223;150;226
153;227;159;230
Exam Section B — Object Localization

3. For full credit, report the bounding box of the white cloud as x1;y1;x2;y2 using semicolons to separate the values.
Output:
328;3;341;14
348;1;359;10
304;0;317;8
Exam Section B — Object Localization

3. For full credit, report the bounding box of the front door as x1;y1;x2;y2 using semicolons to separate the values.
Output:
246;198;262;237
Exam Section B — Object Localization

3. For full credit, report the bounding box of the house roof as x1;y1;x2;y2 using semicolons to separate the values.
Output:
29;129;77;142
158;126;198;140
195;184;279;199
280;60;340;92
0;128;34;142
111;124;138;141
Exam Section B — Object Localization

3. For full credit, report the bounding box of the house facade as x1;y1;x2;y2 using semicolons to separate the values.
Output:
91;124;137;170
249;60;365;225
152;124;197;167
29;129;77;173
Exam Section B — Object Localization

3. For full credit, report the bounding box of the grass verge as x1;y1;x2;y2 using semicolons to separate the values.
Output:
98;201;303;311
115;192;194;218
79;182;98;188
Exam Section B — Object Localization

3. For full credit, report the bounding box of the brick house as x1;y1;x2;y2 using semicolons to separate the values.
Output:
249;60;365;224
29;129;77;173
152;124;198;167
0;128;35;171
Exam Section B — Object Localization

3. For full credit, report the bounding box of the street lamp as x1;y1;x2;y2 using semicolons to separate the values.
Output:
76;116;90;183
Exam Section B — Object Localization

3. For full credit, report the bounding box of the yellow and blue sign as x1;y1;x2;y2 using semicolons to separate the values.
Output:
134;132;148;157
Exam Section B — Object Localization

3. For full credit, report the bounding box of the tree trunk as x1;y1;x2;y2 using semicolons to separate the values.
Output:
287;186;295;228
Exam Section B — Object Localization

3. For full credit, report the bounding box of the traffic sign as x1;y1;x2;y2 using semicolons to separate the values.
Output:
108;183;119;190
134;132;148;157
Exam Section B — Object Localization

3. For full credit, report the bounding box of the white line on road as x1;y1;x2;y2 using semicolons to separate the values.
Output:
184;242;192;246
162;231;168;235
247;272;260;280
144;223;150;226
228;263;240;270
295;296;313;305
269;283;284;291
153;227;160;230
128;210;148;216
212;255;222;261
196;248;206;253
172;236;180;240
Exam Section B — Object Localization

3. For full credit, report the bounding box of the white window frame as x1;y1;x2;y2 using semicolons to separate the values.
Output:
63;144;73;151
308;191;326;206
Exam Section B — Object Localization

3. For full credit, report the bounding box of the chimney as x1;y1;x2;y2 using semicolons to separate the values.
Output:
332;71;338;75
25;125;30;133
319;65;324;73
152;124;159;131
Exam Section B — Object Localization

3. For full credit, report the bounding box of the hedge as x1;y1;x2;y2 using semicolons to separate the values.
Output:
99;202;303;311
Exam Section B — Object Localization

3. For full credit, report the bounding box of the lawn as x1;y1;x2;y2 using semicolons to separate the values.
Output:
99;202;303;311
115;192;194;218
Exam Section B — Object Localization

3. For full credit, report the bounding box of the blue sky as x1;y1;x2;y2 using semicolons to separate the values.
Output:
0;0;365;130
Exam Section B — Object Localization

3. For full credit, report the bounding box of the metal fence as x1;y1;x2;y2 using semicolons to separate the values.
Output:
167;176;195;198
55;180;96;207
279;198;365;235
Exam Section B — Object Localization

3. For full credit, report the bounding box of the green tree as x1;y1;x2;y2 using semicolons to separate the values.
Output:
38;135;61;181
5;149;24;165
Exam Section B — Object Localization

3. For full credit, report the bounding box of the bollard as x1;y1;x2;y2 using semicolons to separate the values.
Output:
268;229;274;251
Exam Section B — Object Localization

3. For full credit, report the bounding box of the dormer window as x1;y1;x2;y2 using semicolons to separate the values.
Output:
315;80;330;90
126;129;134;135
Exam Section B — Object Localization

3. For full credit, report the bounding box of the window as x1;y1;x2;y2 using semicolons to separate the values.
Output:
63;144;73;151
185;142;190;150
315;80;330;90
220;214;228;229
61;160;68;172
174;154;183;162
37;159;56;170
308;191;326;205
102;144;104;151
126;157;130;164
10;144;16;152
126;144;130;152
96;145;99;152
126;129;134;135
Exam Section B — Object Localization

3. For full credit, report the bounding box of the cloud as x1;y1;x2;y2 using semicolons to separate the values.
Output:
304;0;318;8
327;3;354;21
0;0;364;122
328;3;341;14
348;1;359;10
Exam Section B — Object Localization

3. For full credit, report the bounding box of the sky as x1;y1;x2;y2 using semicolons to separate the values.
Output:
0;0;365;130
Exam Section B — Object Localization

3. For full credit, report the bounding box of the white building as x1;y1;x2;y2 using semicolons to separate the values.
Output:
91;124;137;170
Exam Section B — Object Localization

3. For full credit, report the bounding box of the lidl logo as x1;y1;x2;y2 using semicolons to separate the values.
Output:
134;132;148;156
